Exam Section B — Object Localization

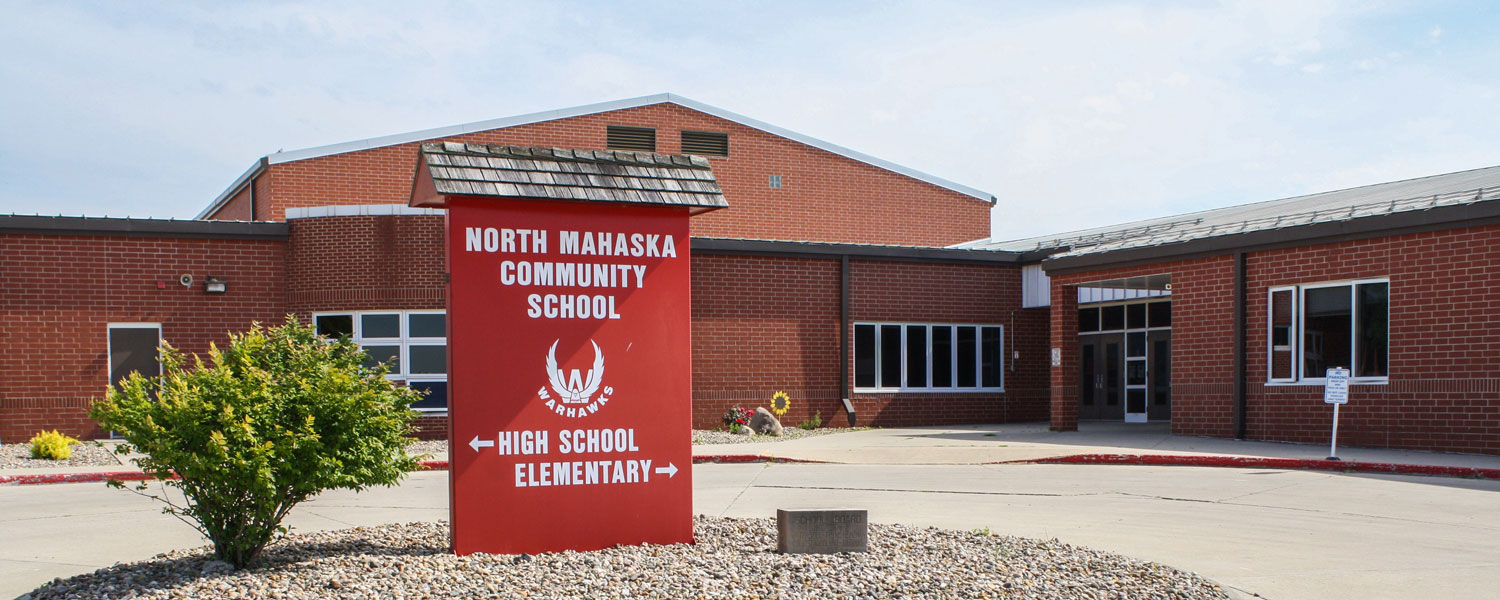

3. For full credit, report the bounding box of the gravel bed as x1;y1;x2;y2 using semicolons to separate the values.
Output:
20;517;1229;600
0;442;123;470
406;440;448;460
692;427;866;445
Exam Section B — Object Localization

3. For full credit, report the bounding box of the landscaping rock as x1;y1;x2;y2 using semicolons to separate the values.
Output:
750;407;784;436
733;426;753;436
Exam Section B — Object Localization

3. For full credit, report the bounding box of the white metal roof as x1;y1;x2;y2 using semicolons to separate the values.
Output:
197;93;996;219
962;163;1500;255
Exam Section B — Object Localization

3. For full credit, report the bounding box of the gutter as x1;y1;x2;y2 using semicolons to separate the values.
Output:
692;238;1020;264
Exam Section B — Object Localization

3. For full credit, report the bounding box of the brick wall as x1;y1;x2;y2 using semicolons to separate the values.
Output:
0;234;287;441
1244;224;1500;454
1048;223;1500;455
285;214;446;316
214;103;991;247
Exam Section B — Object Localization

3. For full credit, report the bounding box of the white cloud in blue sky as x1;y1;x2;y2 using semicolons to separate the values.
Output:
1;0;1496;240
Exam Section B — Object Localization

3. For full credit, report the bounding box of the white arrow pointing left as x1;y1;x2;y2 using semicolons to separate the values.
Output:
469;435;495;453
654;463;678;478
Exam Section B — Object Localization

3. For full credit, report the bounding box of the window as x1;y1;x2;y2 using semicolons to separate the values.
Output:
853;322;1003;392
314;310;449;411
108;323;161;390
1267;279;1388;383
606;125;656;152
680;130;728;156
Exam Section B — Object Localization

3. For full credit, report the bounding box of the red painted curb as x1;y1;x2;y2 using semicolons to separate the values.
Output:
691;454;826;464
1016;453;1500;479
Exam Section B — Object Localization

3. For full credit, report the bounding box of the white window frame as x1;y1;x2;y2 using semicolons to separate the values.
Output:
106;322;163;379
313;310;449;412
853;322;1004;393
1265;278;1389;385
1266;286;1298;384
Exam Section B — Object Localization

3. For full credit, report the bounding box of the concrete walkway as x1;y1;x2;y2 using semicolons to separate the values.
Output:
695;422;1500;470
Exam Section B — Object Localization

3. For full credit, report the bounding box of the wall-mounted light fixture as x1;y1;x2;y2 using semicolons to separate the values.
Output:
204;276;227;294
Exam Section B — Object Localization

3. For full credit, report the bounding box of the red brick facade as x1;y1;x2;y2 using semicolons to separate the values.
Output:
1048;224;1500;455
213;103;991;247
0;234;286;442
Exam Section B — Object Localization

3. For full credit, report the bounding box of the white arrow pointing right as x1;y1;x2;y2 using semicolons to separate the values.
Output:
654;463;678;478
469;435;495;454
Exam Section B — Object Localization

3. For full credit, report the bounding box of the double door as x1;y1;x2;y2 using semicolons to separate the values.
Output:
1078;331;1170;422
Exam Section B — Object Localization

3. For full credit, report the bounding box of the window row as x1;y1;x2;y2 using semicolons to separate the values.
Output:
1078;300;1171;333
315;310;448;411
854;323;1003;392
1268;279;1388;383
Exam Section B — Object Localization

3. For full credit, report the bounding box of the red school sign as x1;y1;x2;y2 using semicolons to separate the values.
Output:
444;195;697;555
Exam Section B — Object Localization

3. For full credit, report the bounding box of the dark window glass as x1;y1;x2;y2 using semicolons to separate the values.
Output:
1269;289;1294;379
362;345;401;372
408;381;448;411
1152;339;1170;408
409;313;446;338
905;326;928;388
880;325;902;388
1101;305;1125;330
1148;301;1171;328
1127;332;1146;358
981;326;1002;388
854;325;876;388
1126;360;1146;386
109;326;160;390
956;326;977;387
1078;307;1100;333
932;326;953;387
1303;286;1352;376
1080;344;1095;406
1105;342;1120;405
315;314;353;338
361;313;400;338
1126;303;1146;329
409;345;447;374
1357;282;1389;377
1126;388;1146;413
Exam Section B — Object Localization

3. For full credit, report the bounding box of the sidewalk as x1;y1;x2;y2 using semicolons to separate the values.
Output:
695;421;1500;472
6;423;1500;484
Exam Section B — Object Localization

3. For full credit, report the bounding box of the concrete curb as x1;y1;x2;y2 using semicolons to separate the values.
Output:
0;455;814;486
1015;453;1500;479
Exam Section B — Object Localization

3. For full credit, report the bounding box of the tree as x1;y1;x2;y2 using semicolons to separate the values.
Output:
91;316;421;568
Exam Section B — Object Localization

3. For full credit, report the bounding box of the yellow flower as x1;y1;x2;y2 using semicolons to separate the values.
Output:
770;391;791;416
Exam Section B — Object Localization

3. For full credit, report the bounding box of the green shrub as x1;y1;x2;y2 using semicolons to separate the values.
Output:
90;316;421;568
797;411;822;430
29;430;80;460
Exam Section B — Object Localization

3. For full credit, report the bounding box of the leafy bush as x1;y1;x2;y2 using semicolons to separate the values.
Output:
90;316;421;568
29;430;80;460
797;411;822;430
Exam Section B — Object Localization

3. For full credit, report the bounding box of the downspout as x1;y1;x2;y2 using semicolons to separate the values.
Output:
840;255;855;426
1233;251;1247;439
248;176;257;221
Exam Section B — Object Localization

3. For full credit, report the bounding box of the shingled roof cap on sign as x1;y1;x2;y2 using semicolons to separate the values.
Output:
410;143;727;213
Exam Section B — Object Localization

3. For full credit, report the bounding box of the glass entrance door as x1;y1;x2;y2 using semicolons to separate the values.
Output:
1078;333;1123;420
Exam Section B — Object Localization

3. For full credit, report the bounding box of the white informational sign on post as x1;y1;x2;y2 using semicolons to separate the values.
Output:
1324;368;1350;404
1324;367;1350;460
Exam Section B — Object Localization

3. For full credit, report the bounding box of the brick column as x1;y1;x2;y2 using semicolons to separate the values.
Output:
1049;281;1079;431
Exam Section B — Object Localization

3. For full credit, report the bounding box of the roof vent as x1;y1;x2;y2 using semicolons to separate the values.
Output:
681;130;729;156
607;125;656;152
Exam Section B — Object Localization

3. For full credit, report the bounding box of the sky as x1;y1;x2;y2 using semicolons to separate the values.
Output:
1;1;1497;241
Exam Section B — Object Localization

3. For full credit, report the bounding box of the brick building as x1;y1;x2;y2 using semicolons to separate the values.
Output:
2;94;1496;455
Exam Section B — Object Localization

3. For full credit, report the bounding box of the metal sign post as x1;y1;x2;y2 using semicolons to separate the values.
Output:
1323;367;1350;460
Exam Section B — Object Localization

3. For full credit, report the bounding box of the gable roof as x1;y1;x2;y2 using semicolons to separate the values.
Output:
198;93;995;219
959;163;1500;260
410;143;727;213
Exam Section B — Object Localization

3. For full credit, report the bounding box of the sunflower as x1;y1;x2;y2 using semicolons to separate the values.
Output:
770;391;791;416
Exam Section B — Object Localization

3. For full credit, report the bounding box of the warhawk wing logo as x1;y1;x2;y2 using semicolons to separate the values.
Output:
538;339;615;418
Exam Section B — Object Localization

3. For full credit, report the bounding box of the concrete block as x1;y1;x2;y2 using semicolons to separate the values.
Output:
776;508;868;554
